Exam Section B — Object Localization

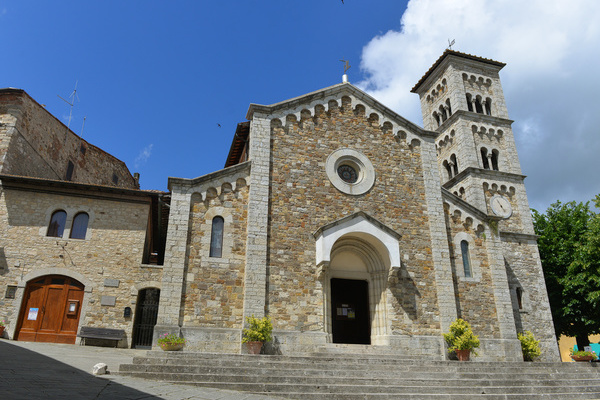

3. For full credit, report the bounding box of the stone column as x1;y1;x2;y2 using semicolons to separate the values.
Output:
419;136;458;333
154;187;192;339
242;114;272;320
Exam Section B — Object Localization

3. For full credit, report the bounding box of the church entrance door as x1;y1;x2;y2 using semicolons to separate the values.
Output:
331;278;370;344
16;275;84;344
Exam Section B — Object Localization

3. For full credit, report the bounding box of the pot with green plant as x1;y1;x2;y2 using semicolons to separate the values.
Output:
518;331;541;361
242;315;272;355
443;318;480;361
0;320;5;337
570;347;597;362
157;333;186;351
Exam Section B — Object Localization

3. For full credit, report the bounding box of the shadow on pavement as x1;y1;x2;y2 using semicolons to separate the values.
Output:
0;340;160;400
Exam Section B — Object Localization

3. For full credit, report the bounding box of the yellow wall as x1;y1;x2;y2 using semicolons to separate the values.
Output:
558;334;600;362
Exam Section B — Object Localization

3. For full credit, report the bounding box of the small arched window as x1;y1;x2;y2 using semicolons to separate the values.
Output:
450;154;458;176
516;287;524;310
439;105;447;122
70;212;89;239
481;148;490;169
209;216;224;258
491;149;499;171
466;94;473;112
460;240;472;278
475;97;484;114
485;98;492;116
443;160;452;180
433;112;441;127
446;99;452;116
47;210;67;237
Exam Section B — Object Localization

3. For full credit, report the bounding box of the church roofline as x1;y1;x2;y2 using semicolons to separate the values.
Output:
441;188;502;223
245;82;436;140
411;50;506;94
442;167;526;190
168;160;250;191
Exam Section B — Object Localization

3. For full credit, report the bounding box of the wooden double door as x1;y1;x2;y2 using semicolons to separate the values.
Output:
16;275;85;344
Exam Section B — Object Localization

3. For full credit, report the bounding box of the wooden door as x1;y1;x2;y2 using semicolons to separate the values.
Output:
16;275;84;344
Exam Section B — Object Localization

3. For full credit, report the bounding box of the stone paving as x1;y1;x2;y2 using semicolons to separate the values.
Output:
0;339;287;400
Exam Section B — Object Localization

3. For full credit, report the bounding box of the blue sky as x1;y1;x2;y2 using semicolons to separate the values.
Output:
2;1;599;212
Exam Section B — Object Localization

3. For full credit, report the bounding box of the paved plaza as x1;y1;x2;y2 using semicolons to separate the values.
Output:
0;339;286;400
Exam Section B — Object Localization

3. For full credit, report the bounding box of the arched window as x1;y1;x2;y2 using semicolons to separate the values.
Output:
443;160;452;180
209;216;224;258
516;287;524;310
475;97;484;114
439;105;447;122
433;112;441;127
70;212;89;239
450;154;458;176
47;210;67;237
485;97;492;116
481;148;490;169
466;94;473;112
446;99;452;116
461;240;472;278
491;149;499;171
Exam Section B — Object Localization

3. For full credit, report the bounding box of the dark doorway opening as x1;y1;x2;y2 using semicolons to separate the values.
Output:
331;278;370;344
131;288;160;349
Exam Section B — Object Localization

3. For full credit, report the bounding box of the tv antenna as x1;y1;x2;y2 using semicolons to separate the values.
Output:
58;81;79;132
447;39;456;50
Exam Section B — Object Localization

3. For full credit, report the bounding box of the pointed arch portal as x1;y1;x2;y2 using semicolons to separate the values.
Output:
314;212;401;345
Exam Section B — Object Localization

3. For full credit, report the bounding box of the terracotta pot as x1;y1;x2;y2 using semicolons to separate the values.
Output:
0;326;4;337
246;341;263;354
455;349;471;361
571;355;595;362
159;342;184;351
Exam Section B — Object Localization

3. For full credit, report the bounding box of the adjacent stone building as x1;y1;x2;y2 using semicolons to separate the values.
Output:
0;50;560;361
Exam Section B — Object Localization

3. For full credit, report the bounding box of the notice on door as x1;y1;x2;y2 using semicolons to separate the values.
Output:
28;308;39;320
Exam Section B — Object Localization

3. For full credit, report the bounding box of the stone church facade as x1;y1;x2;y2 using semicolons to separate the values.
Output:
0;50;560;361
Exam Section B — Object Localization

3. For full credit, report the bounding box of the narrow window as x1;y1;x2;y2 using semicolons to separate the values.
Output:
461;240;472;278
446;99;452;116
485;98;492;116
209;216;224;258
475;97;484;114
450;154;458;176
491;150;499;171
47;210;67;237
112;173;119;185
440;105;447;122
70;212;89;239
433;112;441;127
516;287;524;310
66;161;75;181
466;94;473;112
443;160;452;180
481;148;490;169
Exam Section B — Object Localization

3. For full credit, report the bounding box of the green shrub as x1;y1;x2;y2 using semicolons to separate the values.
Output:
518;331;541;361
242;315;273;343
157;333;186;345
443;318;480;356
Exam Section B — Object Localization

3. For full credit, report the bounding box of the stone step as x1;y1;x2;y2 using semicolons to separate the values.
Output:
119;363;600;381
250;392;600;400
120;378;600;396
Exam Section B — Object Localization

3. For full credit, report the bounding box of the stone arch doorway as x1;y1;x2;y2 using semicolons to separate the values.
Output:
15;275;85;344
131;288;160;348
326;236;390;345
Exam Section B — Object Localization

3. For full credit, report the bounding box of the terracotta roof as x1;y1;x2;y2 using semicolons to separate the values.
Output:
411;50;505;93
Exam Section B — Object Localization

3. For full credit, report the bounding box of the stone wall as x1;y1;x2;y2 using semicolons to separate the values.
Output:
266;95;442;339
0;89;136;188
0;183;159;347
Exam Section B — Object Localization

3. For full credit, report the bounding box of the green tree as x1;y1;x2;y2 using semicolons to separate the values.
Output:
532;197;599;350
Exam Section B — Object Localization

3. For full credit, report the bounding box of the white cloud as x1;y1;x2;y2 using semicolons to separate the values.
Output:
134;144;153;169
358;0;600;211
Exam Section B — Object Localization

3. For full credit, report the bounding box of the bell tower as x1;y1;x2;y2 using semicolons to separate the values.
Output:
411;50;533;233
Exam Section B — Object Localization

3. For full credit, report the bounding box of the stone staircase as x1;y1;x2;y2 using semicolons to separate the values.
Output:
118;348;600;399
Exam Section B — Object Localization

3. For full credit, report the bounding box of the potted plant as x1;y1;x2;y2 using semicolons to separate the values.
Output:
443;318;480;361
0;320;5;337
242;315;272;355
518;331;541;361
570;347;597;362
157;333;186;351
